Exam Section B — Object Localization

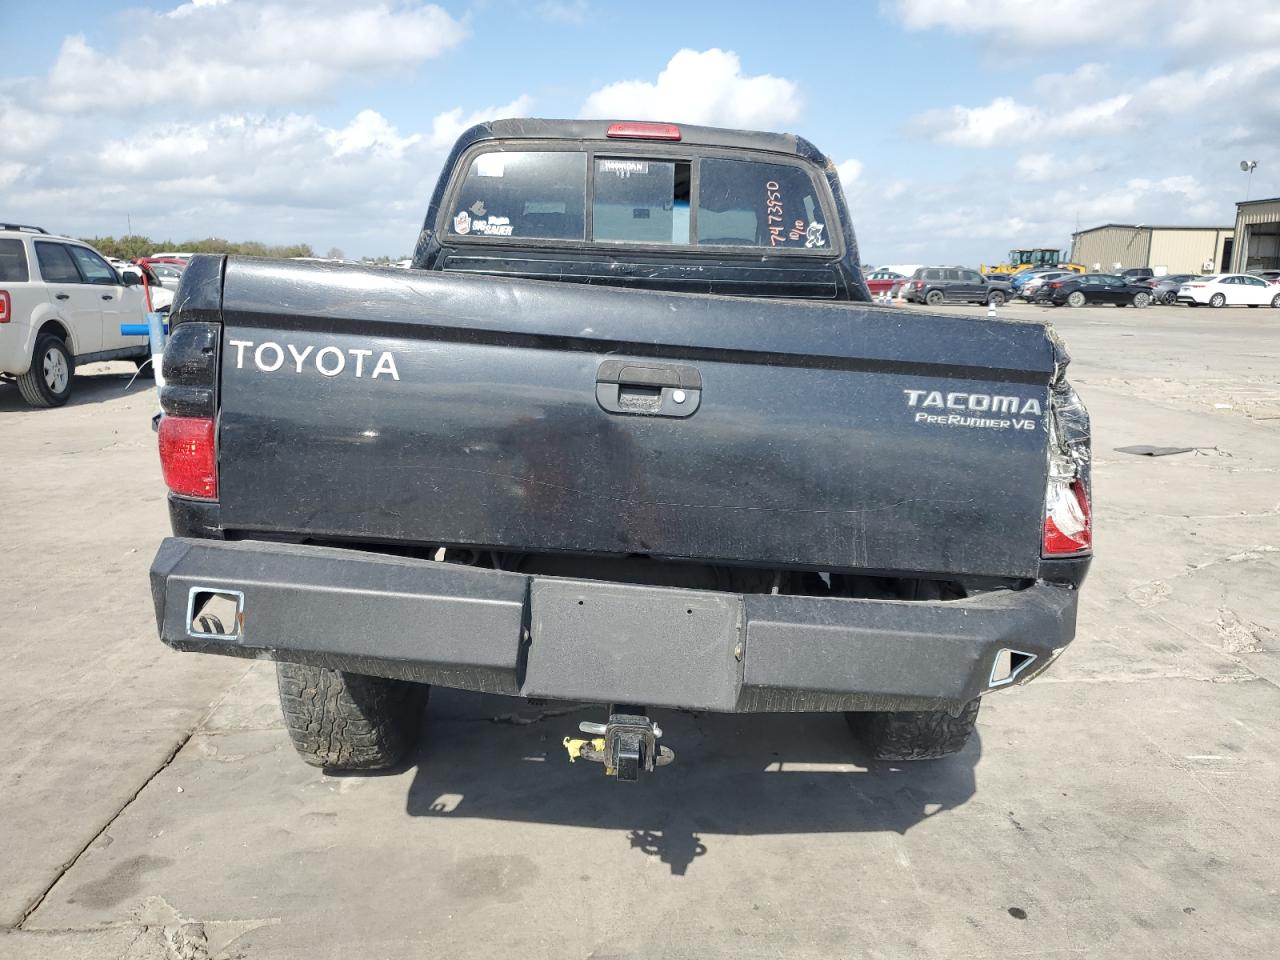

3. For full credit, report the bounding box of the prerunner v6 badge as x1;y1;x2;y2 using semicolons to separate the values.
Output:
904;388;1042;431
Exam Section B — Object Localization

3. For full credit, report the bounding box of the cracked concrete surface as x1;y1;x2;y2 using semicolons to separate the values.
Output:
3;305;1280;959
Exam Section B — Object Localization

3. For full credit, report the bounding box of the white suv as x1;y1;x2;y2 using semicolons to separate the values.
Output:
0;224;151;407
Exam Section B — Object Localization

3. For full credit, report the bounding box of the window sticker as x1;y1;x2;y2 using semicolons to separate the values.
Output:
598;159;651;178
471;215;513;237
453;211;471;235
804;221;826;248
475;154;506;177
469;200;487;216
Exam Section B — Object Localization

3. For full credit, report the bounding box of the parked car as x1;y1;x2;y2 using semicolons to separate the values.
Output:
903;266;1008;305
117;262;175;312
1008;268;1050;294
1040;273;1154;308
1120;267;1155;281
147;118;1091;779
1148;274;1198;305
864;269;905;297
132;257;186;290
1252;269;1280;284
0;224;150;407
1177;274;1280;308
1019;270;1076;301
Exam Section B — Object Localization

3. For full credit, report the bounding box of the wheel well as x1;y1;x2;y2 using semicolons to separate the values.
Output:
38;319;72;346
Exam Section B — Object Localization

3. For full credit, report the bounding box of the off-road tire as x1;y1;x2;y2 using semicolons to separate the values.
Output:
1209;293;1226;308
1066;291;1086;308
276;662;426;770
16;333;74;408
846;700;980;760
987;290;1006;306
925;289;945;306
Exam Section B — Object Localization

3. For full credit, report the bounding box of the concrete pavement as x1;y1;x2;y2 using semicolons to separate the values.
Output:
2;304;1278;959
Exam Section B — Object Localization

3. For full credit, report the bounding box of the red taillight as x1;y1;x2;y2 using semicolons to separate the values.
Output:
914;280;924;289
158;415;218;499
0;291;10;323
606;121;681;141
1049;281;1064;289
1044;477;1091;555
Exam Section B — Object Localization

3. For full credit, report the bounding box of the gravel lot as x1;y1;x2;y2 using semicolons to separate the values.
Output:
2;302;1279;960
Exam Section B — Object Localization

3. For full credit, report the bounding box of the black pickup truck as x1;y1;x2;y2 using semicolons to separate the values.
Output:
150;119;1091;781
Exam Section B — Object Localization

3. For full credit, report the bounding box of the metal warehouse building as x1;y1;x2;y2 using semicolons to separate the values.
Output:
1231;198;1280;273
1069;224;1233;275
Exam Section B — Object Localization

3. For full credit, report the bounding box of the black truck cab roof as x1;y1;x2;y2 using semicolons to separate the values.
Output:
412;118;870;300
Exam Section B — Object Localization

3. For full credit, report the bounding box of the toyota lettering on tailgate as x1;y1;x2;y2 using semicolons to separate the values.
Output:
227;340;400;381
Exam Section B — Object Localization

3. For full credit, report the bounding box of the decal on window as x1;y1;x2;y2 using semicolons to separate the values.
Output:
475;154;506;177
453;211;471;235
598;159;651;178
471;215;513;237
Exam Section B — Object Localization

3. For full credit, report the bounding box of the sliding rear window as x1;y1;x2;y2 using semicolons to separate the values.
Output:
446;148;831;250
592;158;691;244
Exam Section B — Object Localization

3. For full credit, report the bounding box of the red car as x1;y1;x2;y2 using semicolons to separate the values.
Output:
864;269;906;297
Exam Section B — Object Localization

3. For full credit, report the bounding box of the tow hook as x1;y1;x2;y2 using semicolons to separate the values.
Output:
563;711;675;782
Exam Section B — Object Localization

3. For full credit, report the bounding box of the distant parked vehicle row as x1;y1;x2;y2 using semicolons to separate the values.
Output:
875;262;1280;310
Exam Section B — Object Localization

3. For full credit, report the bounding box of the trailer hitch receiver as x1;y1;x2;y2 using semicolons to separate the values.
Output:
563;712;675;781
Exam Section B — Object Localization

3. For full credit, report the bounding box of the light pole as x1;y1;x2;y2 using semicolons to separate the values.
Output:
1241;160;1258;200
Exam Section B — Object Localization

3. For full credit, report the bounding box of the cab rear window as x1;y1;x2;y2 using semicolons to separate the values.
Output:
447;148;831;251
697;158;826;249
0;239;29;282
449;151;587;241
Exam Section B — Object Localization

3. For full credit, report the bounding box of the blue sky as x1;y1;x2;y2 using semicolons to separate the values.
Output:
3;0;1277;262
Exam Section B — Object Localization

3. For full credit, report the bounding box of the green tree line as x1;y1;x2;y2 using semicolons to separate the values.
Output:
80;234;316;260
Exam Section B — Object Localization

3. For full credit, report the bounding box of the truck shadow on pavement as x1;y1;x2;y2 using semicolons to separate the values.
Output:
401;690;980;876
0;368;150;412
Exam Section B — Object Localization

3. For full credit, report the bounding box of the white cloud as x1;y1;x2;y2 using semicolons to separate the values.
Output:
890;0;1280;65
327;110;423;159
536;0;590;23
1014;152;1102;182
4;97;532;256
427;95;536;150
890;0;1160;48
837;159;863;190
909;93;1132;146
42;2;467;112
0;96;62;159
580;49;802;128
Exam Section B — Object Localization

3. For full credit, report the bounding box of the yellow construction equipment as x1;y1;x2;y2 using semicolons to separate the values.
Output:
981;248;1087;275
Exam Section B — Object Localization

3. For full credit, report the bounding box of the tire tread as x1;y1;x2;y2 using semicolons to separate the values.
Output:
847;700;980;760
276;662;425;770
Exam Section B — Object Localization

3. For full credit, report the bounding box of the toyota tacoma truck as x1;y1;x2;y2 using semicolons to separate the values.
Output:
149;119;1091;781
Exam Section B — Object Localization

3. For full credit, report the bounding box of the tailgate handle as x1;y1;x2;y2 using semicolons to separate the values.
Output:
596;360;701;418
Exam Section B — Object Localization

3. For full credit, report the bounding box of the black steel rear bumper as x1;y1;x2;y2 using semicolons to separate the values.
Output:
151;538;1078;712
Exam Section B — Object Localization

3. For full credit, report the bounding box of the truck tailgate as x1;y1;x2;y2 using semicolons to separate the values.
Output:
212;260;1058;579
